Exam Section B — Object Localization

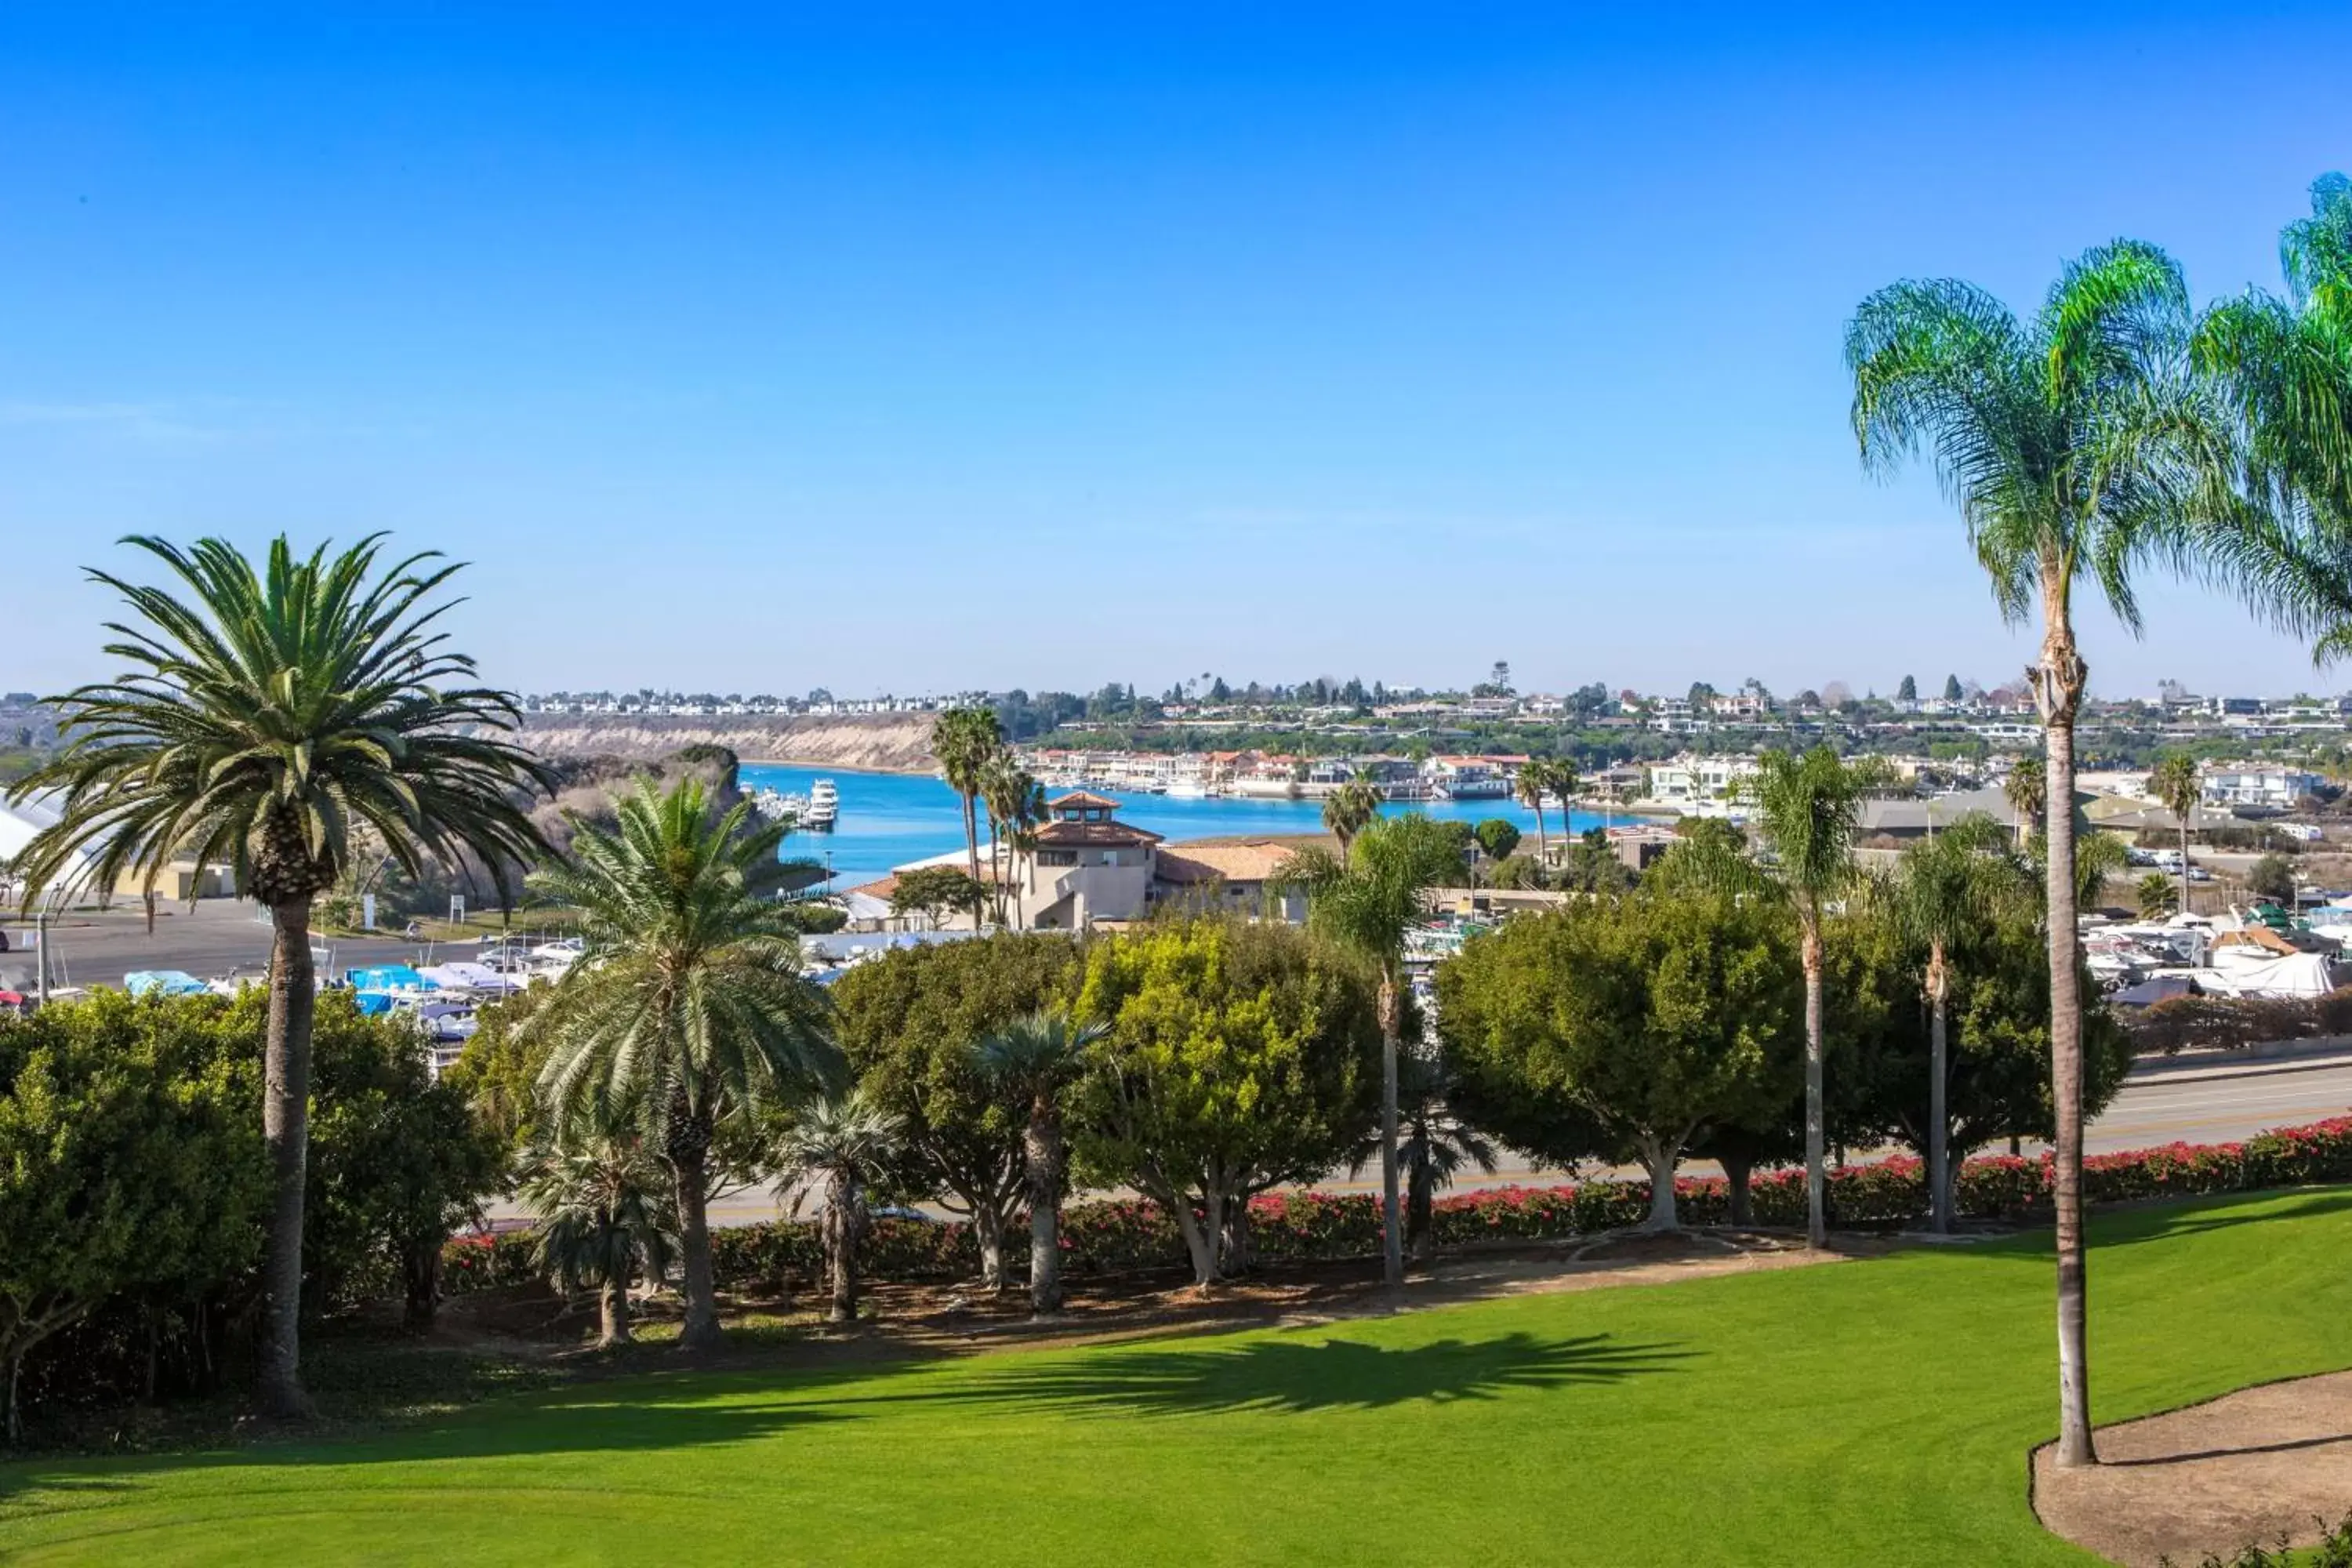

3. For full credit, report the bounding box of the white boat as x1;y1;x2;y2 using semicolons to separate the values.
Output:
804;779;840;830
1166;781;1209;799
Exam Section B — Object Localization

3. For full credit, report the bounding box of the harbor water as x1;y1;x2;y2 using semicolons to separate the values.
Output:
739;763;1625;888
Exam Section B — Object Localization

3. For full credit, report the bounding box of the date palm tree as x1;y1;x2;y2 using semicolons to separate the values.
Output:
4;533;553;1417
1890;815;2030;1232
775;1087;906;1323
977;1010;1109;1315
517;1128;677;1349
2147;753;2202;916
1319;777;1385;851
1274;813;1466;1289
528;776;838;1352
1747;746;1875;1249
933;707;1004;920
1848;239;2352;1467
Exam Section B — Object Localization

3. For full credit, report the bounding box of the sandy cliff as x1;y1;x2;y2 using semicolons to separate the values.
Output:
514;713;936;772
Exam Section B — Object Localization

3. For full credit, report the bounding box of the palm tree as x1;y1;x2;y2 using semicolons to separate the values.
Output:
1848;240;2352;1468
1274;813;1466;1289
1515;757;1578;865
1890;815;2029;1232
3;534;552;1416
1319;777;1385;851
977;1010;1109;1315
2002;757;2046;851
2147;753;2201;916
1348;1045;1497;1261
2196;174;2352;552
1748;746;1874;1249
2136;873;2177;921
933;707;1004;921
517;1129;677;1349
528;777;838;1353
775;1087;906;1323
980;755;1043;927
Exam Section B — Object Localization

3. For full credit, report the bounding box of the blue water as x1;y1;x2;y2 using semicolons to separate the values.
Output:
740;764;1621;888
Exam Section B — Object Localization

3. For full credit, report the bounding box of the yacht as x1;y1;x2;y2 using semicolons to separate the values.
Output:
804;779;840;831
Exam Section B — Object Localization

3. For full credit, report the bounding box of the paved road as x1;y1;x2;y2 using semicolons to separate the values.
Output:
0;899;502;995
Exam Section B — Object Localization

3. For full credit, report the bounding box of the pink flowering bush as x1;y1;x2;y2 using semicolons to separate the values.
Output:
443;1116;2352;1294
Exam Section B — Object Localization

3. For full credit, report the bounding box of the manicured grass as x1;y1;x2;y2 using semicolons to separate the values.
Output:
4;1189;2350;1565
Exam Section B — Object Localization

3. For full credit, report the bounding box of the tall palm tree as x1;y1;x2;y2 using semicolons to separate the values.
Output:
2196;174;2352;548
2002;757;2046;851
517;1129;677;1349
1748;746;1874;1250
1274;813;1465;1289
528;776;838;1352
2147;753;2202;917
3;534;552;1416
933;707;1004;920
775;1087;906;1324
1348;1045;1497;1261
1319;777;1385;851
980;754;1043;928
1515;757;1578;865
1889;815;2029;1232
977;1010;1109;1315
1848;239;2352;1468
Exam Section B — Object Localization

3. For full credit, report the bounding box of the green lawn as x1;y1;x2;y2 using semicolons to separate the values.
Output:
4;1188;2350;1566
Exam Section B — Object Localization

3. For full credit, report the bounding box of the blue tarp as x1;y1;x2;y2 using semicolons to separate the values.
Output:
344;964;433;992
351;991;397;1016
125;970;208;996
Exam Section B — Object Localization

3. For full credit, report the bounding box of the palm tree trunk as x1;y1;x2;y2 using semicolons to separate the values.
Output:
1377;963;1403;1290
2179;813;2191;917
670;1141;721;1354
1027;1112;1064;1315
829;1174;862;1323
1533;797;1548;865
257;897;318;1417
598;1280;631;1348
1801;913;1827;1249
2040;602;2097;1468
1928;947;1951;1235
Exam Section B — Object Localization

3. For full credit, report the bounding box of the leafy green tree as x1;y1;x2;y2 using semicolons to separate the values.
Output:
301;993;506;1330
1319;778;1385;851
1943;674;1964;703
1829;910;2135;1194
1073;916;1380;1288
0;991;266;1442
1439;888;1801;1230
2148;753;2202;914
832;934;1081;1291
517;1128;676;1349
775;1088;906;1323
1473;818;1522;864
2249;852;2296;905
1897;675;1918;702
528;777;837;1353
888;864;988;930
3;535;551;1417
1273;815;1468;1288
1885;815;2033;1229
932;707;1005;915
1748;746;1876;1247
1849;239;2352;1465
978;1011;1108;1314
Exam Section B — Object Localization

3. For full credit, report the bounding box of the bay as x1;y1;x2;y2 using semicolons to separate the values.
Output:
739;763;1629;889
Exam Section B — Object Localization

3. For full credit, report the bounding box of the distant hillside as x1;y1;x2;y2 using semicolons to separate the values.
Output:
513;713;935;773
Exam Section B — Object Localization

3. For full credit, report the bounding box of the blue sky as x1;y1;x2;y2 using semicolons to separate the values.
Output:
4;3;2349;700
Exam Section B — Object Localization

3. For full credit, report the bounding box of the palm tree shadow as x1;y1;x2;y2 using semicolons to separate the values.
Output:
2093;1189;2352;1249
931;1330;1689;1418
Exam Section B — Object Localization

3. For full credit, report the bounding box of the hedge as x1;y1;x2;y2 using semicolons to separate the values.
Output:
443;1116;2352;1296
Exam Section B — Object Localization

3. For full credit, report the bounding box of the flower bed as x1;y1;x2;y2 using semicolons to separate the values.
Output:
442;1116;2352;1294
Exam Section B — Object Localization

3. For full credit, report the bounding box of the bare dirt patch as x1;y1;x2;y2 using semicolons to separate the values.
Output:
2033;1369;2352;1566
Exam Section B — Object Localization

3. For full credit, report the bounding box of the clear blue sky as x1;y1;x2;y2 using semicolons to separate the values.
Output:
4;3;2348;701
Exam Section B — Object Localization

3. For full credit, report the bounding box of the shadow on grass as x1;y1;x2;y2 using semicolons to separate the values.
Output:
2090;1187;2352;1250
912;1330;1690;1419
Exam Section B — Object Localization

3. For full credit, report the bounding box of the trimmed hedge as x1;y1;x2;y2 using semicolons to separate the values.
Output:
445;1116;2352;1295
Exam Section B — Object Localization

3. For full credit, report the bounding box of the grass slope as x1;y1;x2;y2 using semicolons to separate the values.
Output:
4;1187;2349;1566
